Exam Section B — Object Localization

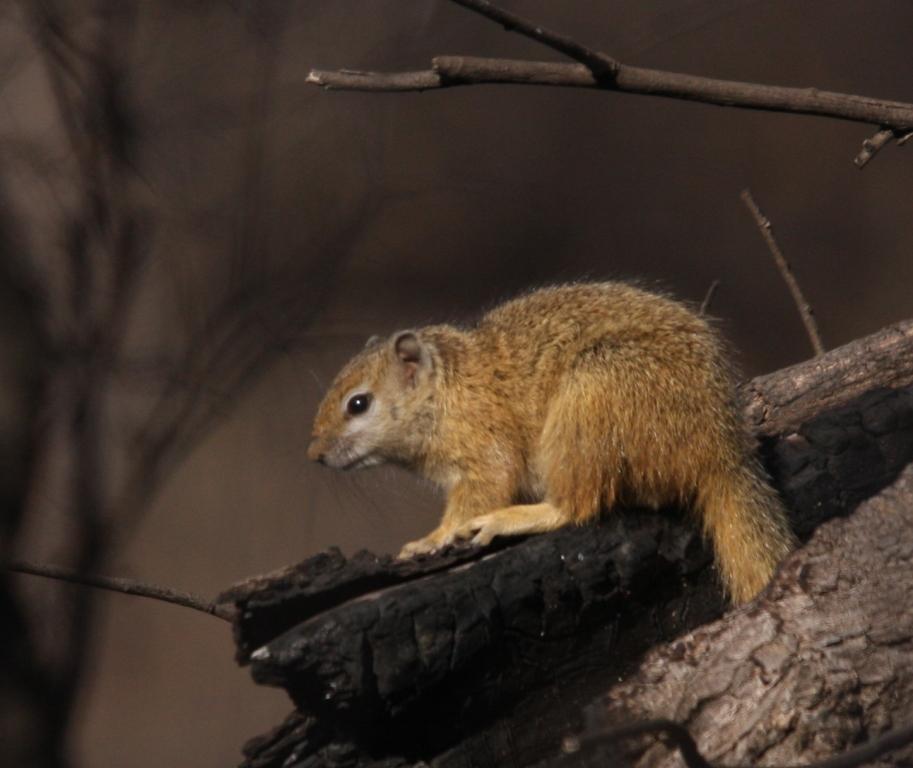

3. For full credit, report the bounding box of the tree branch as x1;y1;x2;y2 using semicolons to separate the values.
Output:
744;318;913;437
854;128;895;169
7;561;233;621
740;189;825;357
699;279;720;317
854;126;913;169
307;54;913;137
446;0;618;80
587;466;913;768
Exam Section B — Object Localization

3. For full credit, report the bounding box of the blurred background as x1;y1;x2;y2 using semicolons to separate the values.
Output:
0;1;911;766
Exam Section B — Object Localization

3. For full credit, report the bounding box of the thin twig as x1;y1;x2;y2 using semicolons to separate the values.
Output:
306;67;441;91
699;279;721;316
740;189;825;357
854;127;895;169
854;126;913;168
7;562;233;621
446;0;617;80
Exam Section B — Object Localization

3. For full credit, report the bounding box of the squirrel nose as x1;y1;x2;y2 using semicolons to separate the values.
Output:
307;438;326;464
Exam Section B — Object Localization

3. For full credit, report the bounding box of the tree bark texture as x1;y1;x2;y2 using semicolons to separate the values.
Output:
222;320;913;768
582;464;913;768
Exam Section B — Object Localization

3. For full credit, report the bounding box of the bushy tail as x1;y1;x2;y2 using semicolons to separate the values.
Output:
696;463;796;603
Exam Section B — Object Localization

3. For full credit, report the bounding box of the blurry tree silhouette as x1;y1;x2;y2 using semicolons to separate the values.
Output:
0;1;386;765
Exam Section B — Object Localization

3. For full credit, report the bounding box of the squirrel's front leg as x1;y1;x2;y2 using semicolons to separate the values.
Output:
453;501;570;546
397;475;513;559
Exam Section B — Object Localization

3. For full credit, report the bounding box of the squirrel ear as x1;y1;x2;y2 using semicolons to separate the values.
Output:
394;332;421;363
393;332;425;387
364;334;381;349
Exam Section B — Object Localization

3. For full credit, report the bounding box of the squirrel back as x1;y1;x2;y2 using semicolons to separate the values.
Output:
308;282;795;602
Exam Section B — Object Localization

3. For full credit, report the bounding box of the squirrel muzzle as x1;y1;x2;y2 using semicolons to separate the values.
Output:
306;438;326;464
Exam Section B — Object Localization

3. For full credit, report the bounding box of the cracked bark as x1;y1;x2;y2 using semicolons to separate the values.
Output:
221;320;913;768
583;464;913;768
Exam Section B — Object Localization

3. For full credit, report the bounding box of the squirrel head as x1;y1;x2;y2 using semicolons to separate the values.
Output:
307;330;436;470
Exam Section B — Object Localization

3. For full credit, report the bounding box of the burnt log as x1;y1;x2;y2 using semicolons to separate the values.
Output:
221;320;913;768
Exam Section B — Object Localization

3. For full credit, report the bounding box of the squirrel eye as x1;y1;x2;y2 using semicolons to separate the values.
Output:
346;393;372;416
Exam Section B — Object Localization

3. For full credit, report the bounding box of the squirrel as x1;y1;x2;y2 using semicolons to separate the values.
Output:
307;282;795;603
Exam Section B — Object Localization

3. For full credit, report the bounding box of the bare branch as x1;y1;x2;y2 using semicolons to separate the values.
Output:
854;127;896;169
307;53;913;137
7;562;233;621
854;126;913;168
446;0;617;80
307;67;442;91
699;279;720;317
740;189;825;357
744;318;913;437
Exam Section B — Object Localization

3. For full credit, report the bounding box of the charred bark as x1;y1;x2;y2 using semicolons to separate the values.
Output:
221;320;913;768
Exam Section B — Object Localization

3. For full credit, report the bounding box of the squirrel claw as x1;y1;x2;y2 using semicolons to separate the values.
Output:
397;539;438;559
398;527;459;559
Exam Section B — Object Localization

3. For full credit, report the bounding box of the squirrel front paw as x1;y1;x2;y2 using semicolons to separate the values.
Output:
454;513;501;547
397;527;458;559
397;537;438;559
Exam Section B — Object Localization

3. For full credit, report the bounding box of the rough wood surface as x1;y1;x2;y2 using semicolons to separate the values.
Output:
232;513;722;767
222;321;913;768
582;464;913;768
744;319;913;438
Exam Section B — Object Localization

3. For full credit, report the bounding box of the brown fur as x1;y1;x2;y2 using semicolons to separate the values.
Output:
308;282;795;603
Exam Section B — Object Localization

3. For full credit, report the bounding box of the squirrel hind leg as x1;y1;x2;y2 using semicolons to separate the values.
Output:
537;368;622;524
